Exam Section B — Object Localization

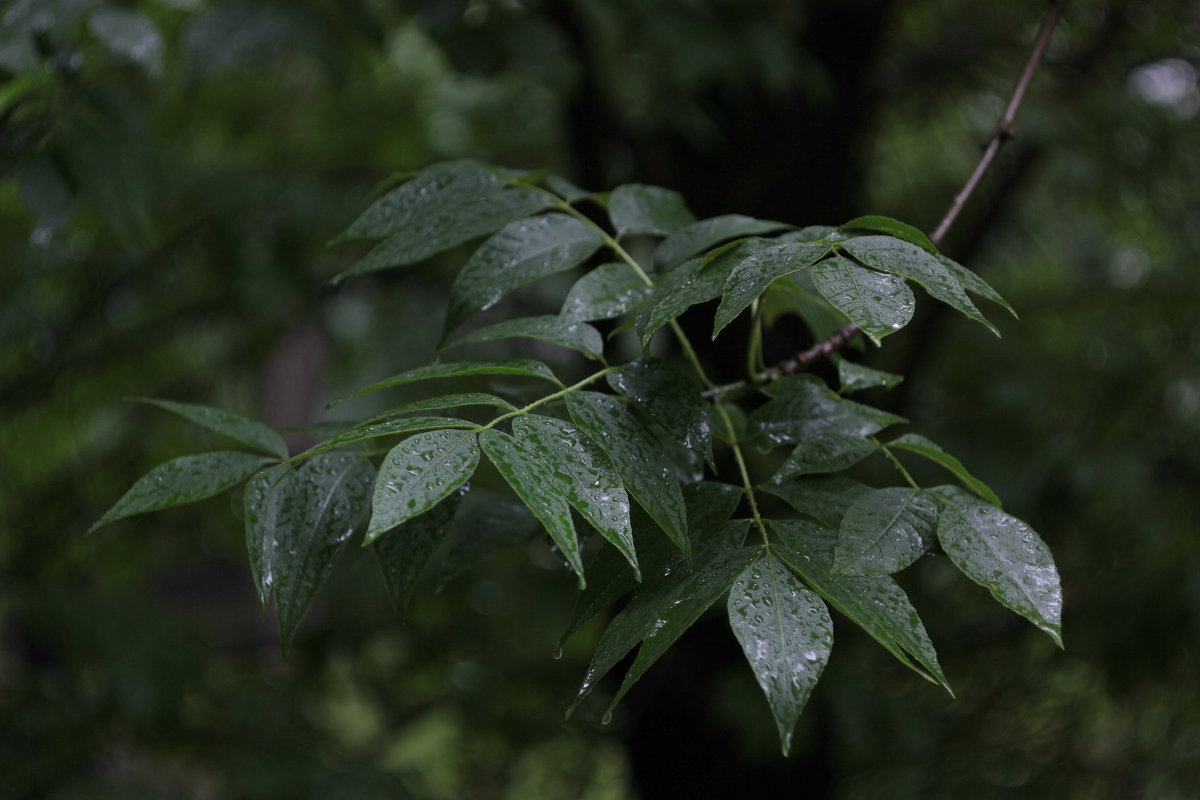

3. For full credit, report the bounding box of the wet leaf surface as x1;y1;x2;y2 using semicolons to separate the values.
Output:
137;397;288;458
810;255;915;345
365;430;480;543
834;487;940;575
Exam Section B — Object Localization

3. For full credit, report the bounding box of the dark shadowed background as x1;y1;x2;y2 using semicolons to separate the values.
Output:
2;1;1199;797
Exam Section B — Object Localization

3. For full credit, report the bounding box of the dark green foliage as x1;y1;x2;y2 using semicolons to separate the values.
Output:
89;162;1061;755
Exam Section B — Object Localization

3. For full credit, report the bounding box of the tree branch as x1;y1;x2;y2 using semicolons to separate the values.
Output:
771;0;1069;377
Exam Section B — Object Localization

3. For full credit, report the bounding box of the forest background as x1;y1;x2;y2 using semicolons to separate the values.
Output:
2;0;1200;797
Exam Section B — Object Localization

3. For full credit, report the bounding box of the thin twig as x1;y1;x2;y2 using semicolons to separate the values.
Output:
771;0;1069;377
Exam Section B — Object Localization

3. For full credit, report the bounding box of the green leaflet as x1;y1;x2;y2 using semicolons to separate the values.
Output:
444;213;604;337
838;215;938;253
936;253;1017;318
773;432;879;481
712;242;831;338
834;487;940;575
566;392;689;562
444;315;605;360
885;433;1001;506
243;454;375;656
837;360;904;393
607;358;713;467
651;214;791;272
560;262;653;322
557;481;743;649
608;183;695;237
840;235;999;336
479;429;586;586
286;417;478;464
332;161;551;280
89;451;273;533
357;392;516;417
568;519;753;719
762;271;852;341
374;489;463;619
636;239;758;347
511;415;638;578
364;430;481;543
761;474;872;529
933;486;1063;646
771;519;950;692
749;374;905;450
728;551;833;757
328;359;562;407
137;397;288;459
543;174;592;202
810;255;916;345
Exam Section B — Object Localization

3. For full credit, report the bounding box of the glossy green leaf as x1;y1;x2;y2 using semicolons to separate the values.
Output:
608;184;695;237
365;430;480;544
329;359;562;407
934;486;1063;646
287;417;478;464
332;161;551;280
761;475;872;529
839;215;937;253
771;519;949;691
636;240;756;347
773;433;880;480
607;359;713;466
243;454;375;655
560;262;652;322
749;375;905;449
444;315;605;359
558;481;743;648
435;492;541;589
137;397;288;459
936;253;1017;318
512;415;637;577
444;213;604;337
834;487;940;576
569;520;753;718
713;242;830;338
651;214;791;272
567;392;689;562
810;255;915;345
374;489;463;619
365;392;517;417
837;361;903;393
728;552;833;756
762;271;852;340
90;451;272;533
885;433;1001;507
479;429;585;586
840;235;999;336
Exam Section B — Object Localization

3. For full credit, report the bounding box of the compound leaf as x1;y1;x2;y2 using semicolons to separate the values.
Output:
749;375;905;450
934;486;1063;646
329;359;562;407
365;430;480;543
90;451;272;533
834;487;940;575
728;551;833;756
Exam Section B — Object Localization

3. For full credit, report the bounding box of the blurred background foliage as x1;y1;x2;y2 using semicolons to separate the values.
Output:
2;0;1199;797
